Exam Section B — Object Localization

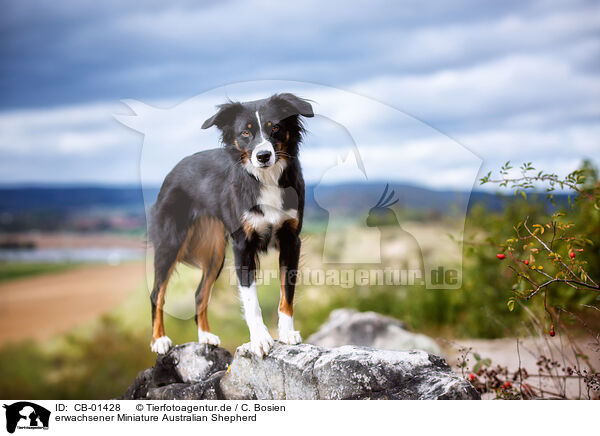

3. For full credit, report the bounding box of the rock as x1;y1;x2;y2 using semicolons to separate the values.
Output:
147;371;226;400
122;368;154;400
307;309;443;356
123;341;479;400
120;343;232;400
157;342;232;383
221;342;478;400
220;342;323;400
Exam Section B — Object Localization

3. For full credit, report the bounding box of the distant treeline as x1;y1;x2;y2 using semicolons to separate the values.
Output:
0;184;569;232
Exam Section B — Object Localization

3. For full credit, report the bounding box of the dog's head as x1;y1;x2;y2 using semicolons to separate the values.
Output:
202;93;313;173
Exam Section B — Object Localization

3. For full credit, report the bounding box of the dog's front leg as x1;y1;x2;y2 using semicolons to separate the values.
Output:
277;225;302;345
232;233;273;357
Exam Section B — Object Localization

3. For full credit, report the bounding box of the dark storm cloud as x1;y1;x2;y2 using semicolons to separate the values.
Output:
0;0;555;109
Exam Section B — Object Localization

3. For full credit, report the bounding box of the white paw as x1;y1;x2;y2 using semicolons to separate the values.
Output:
198;330;221;346
248;325;274;357
279;329;302;345
151;336;172;354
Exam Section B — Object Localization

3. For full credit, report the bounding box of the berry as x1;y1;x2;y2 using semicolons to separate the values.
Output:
569;251;575;259
504;381;512;389
524;260;529;265
497;254;506;260
549;325;556;337
468;373;475;381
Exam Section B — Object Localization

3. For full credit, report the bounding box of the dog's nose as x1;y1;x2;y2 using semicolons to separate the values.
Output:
256;150;272;164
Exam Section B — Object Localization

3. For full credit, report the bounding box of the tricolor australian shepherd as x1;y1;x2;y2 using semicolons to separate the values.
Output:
148;93;313;357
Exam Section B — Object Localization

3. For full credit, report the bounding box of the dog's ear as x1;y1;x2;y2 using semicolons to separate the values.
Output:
201;102;243;129
271;93;314;118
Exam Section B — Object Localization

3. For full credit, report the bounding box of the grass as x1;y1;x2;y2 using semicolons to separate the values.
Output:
0;262;75;283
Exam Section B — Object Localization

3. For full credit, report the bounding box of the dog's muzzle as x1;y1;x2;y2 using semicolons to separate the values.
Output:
251;142;276;168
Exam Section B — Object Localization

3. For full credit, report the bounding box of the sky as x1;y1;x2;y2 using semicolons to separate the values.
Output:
0;0;599;189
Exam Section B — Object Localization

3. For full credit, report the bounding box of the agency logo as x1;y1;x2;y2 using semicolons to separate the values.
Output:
2;402;50;434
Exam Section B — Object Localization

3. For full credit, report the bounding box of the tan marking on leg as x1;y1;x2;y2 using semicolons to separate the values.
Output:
181;216;227;334
151;261;177;342
151;227;195;343
278;266;293;317
196;256;221;333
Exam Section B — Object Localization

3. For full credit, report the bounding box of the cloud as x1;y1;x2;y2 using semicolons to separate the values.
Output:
0;84;593;189
351;54;600;130
2;0;597;108
0;0;598;188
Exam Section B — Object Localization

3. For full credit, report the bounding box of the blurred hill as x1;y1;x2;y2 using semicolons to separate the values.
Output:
0;184;567;232
0;186;157;232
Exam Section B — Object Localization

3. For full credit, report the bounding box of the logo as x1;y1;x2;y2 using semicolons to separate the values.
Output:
3;402;50;433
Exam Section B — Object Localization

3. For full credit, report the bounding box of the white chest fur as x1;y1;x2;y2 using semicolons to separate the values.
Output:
242;160;297;234
243;183;297;233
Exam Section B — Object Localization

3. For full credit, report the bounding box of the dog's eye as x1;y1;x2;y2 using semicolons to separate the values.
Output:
241;130;250;137
271;125;280;133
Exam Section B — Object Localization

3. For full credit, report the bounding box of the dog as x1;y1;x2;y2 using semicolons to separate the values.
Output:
148;93;313;357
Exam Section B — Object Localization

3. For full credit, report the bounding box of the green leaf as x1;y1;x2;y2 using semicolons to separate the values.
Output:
473;358;492;372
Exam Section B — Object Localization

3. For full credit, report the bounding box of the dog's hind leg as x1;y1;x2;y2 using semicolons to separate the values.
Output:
150;262;176;353
150;230;189;354
193;218;227;346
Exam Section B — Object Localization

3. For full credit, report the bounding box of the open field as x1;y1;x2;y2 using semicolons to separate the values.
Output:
0;262;74;283
0;261;145;345
0;232;146;249
0;221;461;348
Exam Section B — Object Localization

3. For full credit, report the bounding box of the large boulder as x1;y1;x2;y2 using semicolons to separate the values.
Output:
307;309;443;356
122;341;479;400
221;342;476;399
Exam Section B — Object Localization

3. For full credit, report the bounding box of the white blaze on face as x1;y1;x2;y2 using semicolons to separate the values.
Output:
250;110;275;168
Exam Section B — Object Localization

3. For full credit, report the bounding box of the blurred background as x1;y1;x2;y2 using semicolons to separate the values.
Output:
0;0;599;399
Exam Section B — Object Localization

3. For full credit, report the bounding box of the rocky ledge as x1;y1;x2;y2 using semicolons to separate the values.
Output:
122;342;479;400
